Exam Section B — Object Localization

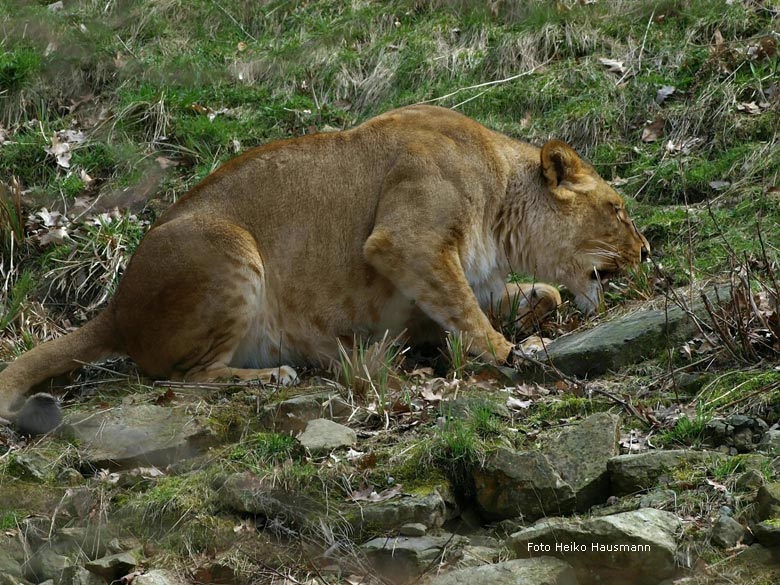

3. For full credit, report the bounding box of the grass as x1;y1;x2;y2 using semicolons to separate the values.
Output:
658;405;711;448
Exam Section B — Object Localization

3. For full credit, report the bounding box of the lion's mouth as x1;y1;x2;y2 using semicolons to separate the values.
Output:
589;267;620;286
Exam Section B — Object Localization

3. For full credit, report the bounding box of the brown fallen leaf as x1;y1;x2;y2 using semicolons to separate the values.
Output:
347;484;404;502
599;57;626;75
641;116;665;143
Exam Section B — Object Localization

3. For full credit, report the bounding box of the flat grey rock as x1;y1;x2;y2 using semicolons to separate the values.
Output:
297;418;356;452
400;523;427;537
84;551;139;581
508;508;681;585
350;491;446;536
362;534;467;581
427;557;577;585
608;449;725;496
62;405;217;469
534;286;730;378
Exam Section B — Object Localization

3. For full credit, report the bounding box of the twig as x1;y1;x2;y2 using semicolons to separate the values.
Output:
713;380;780;412
417;60;552;106
636;9;655;73
153;379;265;389
212;1;257;41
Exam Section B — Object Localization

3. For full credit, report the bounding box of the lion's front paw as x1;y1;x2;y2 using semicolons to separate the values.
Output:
508;335;552;366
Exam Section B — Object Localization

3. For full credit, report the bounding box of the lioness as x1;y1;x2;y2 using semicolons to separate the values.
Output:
0;105;648;435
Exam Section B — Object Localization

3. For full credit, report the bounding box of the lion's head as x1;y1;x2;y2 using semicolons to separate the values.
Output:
525;140;650;314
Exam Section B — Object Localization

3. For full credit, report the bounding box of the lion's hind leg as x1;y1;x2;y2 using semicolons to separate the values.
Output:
114;216;297;386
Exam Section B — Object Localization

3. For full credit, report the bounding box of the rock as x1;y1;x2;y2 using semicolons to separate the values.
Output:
439;397;511;421
738;543;777;565
758;430;780;455
60;487;97;520
259;393;335;434
736;469;765;491
53;526;113;559
0;575;31;585
508;508;681;585
704;415;768;454
84;551;139;582
23;547;72;584
219;471;324;531
542;412;620;511
135;569;188;585
457;546;500;569
530;286;729;378
753;520;780;547
18;517;51;551
297;418;356;452
71;567;104;585
361;534;467;581
427;557;577;585
351;491;446;535
259;392;374;434
638;489;677;509
10;452;53;482
607;450;724;496
62;405;217;470
474;448;575;521
400;523;427;536
0;536;25;579
756;483;780;521
710;514;746;548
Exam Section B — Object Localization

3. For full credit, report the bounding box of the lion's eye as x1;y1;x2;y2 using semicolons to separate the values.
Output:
614;205;627;222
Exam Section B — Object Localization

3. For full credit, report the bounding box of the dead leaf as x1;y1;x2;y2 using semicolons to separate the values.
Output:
409;367;434;379
155;156;177;169
705;478;728;493
237;41;247;52
45;134;71;168
191;103;211;116
708;180;731;191
641;116;665;143
420;384;445;402
655;85;675;105
665;137;702;155
506;396;532;410
154;388;176;405
38;226;70;246
598;57;626;75
736;102;764;115
79;169;94;185
347;484;403;503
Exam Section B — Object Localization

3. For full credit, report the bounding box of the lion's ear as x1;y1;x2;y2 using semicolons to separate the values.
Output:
540;140;594;192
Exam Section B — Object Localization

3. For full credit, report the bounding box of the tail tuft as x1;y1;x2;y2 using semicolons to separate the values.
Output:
16;393;62;436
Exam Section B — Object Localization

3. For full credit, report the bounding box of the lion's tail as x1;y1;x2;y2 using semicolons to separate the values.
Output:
0;307;119;435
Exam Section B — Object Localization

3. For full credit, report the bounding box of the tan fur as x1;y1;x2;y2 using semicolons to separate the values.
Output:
0;105;648;433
